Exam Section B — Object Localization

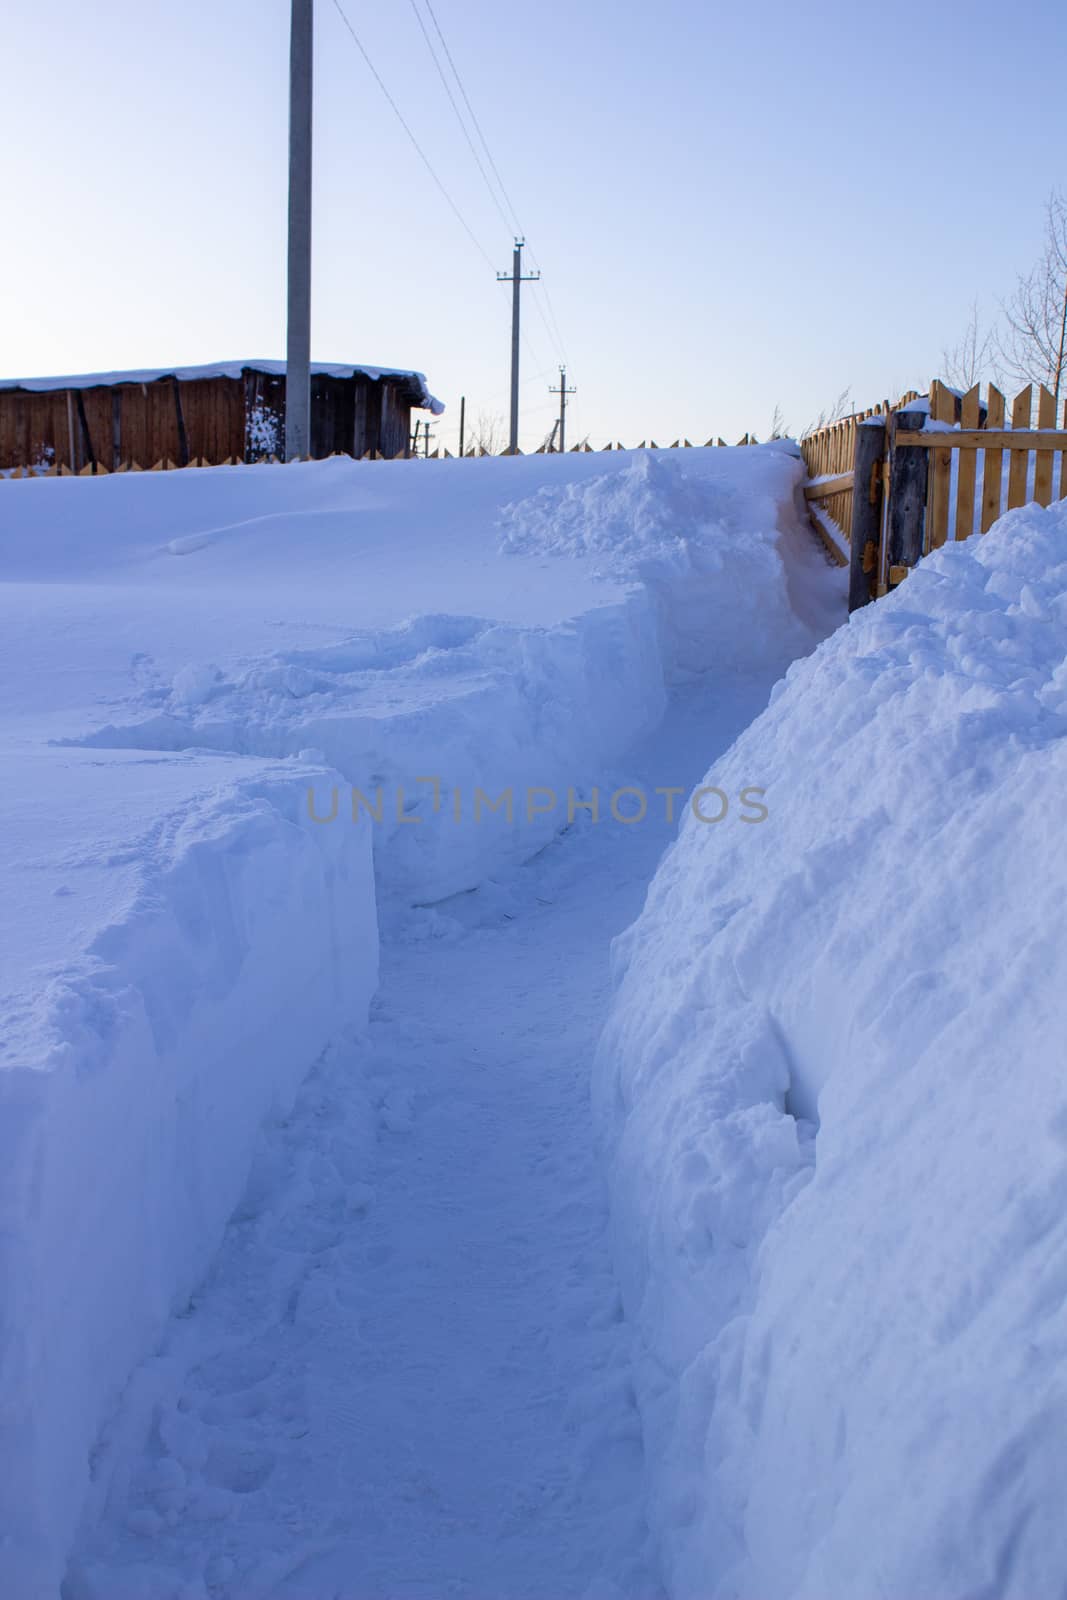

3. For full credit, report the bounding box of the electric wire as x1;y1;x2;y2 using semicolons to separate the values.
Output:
406;0;515;241
421;0;526;238
329;0;496;271
415;0;569;368
332;0;571;437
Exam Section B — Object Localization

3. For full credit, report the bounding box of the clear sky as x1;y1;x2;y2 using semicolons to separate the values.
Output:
5;0;1066;450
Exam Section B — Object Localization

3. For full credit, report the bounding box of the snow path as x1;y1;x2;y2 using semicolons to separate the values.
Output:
69;681;775;1600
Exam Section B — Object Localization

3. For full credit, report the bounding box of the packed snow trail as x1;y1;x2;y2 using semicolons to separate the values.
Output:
69;687;776;1599
67;681;775;1600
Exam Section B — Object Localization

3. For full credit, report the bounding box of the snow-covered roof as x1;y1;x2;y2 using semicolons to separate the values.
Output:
0;359;444;415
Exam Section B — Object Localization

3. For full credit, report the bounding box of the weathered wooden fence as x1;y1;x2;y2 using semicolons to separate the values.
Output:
0;433;761;476
802;379;1067;611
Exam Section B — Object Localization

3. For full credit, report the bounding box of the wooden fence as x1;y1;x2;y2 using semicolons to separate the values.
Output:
0;433;763;476
802;379;1067;610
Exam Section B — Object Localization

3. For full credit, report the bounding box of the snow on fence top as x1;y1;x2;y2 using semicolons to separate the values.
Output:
0;359;444;416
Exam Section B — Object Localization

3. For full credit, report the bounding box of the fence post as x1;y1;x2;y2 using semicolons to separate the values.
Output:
849;418;886;612
884;407;928;589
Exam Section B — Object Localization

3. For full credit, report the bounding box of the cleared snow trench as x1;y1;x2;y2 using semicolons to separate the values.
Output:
0;446;839;1597
68;690;784;1600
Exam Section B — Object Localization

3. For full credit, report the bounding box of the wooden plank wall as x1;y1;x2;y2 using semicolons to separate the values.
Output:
378;381;411;459
0;370;417;469
0;390;73;470
178;378;245;465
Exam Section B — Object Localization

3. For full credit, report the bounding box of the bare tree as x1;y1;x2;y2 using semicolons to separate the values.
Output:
472;410;506;454
942;300;999;392
998;191;1067;407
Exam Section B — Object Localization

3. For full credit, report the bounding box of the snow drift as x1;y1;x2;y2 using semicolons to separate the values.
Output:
1;447;822;910
595;497;1067;1598
0;749;377;1597
0;443;829;1595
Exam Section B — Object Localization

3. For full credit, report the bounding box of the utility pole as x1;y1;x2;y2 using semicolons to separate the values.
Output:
285;0;313;463
549;366;576;453
458;394;466;458
497;239;539;453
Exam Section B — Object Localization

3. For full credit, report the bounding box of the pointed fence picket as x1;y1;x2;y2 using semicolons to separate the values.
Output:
801;378;1067;610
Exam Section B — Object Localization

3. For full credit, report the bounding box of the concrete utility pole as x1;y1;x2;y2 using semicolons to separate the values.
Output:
285;0;313;463
497;239;539;453
549;366;576;453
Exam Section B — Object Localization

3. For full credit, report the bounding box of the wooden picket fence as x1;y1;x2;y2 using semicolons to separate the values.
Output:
2;456;249;477
1;433;764;476
425;435;747;457
802;379;1067;611
799;392;920;562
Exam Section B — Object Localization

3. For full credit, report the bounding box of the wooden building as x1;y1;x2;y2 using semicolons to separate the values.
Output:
0;359;443;472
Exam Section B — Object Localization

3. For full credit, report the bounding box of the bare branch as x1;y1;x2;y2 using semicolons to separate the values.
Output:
998;191;1067;406
471;410;506;454
942;300;999;392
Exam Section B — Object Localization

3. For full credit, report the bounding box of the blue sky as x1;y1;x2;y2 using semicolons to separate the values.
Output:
6;0;1065;448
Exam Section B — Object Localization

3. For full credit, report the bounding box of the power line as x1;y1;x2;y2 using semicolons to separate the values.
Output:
409;0;566;369
531;278;569;366
335;0;570;421
421;0;526;239
329;0;496;271
416;0;569;368
406;0;514;241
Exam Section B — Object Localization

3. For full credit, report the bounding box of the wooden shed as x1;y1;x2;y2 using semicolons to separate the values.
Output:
0;359;443;472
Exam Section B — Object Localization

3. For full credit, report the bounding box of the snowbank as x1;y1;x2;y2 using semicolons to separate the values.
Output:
595;498;1067;1597
0;442;829;1593
0;748;377;1598
498;447;824;682
2;447;827;911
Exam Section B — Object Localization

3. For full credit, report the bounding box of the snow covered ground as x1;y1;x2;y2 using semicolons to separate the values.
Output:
9;435;1060;1600
64;690;775;1600
595;496;1067;1598
1;444;836;1596
1;449;806;907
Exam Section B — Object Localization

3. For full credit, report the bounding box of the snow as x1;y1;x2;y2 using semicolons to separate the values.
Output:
63;689;833;1600
595;495;1067;1598
0;359;444;415
0;443;836;1596
0;448;822;909
806;501;849;565
0;745;378;1598
16;430;1063;1599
